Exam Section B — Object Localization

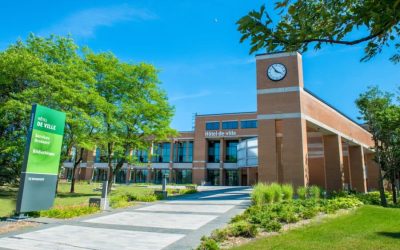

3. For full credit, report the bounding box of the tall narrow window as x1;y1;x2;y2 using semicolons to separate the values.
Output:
208;141;220;163
225;140;238;163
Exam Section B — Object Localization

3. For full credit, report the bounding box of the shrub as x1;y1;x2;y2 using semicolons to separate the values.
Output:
355;191;390;205
179;188;198;195
281;184;294;200
40;205;99;219
210;228;229;242
110;195;131;208
136;194;158;202
297;186;307;199
300;206;319;219
197;237;219;250
308;186;321;199
230;213;248;223
323;197;363;213
229;220;258;238
252;183;269;205
270;183;283;203
262;219;282;232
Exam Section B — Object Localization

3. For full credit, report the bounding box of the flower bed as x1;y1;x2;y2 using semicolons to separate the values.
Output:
197;183;363;250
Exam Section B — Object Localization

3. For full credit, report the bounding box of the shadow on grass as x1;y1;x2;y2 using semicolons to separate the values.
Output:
377;232;400;239
56;193;100;198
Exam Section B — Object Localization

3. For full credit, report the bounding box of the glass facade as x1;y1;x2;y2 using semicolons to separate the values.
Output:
134;149;149;163
115;169;127;184
173;141;193;163
222;121;238;129
153;169;170;184
174;169;192;184
206;122;220;130
95;148;109;163
225;170;239;186
131;169;148;183
92;168;108;182
225;140;238;163
207;169;220;185
152;143;171;163
241;120;258;129
208;141;220;162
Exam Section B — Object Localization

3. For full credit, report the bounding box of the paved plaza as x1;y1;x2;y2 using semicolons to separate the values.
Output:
0;186;251;250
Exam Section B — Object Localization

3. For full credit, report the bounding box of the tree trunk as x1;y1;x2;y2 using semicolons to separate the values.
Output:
107;142;114;194
391;171;397;204
70;148;84;193
378;167;388;207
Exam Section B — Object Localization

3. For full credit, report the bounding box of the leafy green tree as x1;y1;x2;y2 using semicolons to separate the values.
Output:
237;0;400;62
85;52;175;192
0;35;109;193
356;86;400;205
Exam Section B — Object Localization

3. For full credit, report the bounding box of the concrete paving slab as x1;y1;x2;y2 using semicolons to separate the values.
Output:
84;211;218;230
0;225;184;250
166;199;245;205
136;204;234;214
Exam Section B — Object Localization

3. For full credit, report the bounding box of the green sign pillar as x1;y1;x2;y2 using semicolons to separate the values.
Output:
16;104;66;213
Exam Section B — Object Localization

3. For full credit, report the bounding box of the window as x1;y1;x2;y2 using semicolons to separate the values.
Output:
95;148;108;163
225;140;238;163
131;169;148;183
208;141;220;163
206;122;220;130
207;169;220;185
174;169;192;184
225;170;239;186
134;149;148;163
152;143;171;163
241;120;258;129
153;169;170;184
222;121;238;129
173;141;193;163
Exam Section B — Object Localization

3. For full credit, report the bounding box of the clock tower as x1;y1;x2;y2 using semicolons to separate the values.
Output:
256;52;309;187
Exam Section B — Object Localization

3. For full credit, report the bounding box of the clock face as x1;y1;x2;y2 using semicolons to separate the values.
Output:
267;63;287;81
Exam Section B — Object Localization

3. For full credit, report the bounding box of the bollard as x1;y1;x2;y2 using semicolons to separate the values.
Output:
101;181;109;210
162;175;167;192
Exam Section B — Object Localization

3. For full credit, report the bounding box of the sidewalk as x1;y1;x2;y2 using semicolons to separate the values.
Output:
0;186;251;250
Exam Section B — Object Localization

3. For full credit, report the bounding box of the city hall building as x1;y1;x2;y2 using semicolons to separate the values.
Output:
63;52;379;192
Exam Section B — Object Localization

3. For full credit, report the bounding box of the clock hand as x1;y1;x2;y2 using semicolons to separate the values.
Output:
272;66;281;74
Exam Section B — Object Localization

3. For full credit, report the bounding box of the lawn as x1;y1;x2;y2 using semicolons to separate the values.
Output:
232;205;400;250
0;182;157;217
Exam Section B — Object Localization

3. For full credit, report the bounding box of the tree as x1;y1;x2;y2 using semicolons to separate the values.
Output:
356;86;400;205
237;0;400;63
0;34;109;193
85;52;176;192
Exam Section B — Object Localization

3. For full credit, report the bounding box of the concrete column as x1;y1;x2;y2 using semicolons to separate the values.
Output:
323;134;344;191
349;146;367;193
257;119;277;183
365;153;379;190
219;138;224;185
281;118;309;187
169;141;174;183
342;143;352;190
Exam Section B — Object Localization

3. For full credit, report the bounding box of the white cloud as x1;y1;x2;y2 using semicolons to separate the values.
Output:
40;5;156;38
170;91;212;102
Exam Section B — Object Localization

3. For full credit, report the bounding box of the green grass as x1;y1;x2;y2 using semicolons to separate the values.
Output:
232;205;400;250
0;182;157;217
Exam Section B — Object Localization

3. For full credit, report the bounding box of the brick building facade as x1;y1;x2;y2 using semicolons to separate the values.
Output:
62;52;379;192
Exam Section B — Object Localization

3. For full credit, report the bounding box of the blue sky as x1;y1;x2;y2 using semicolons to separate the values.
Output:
1;1;398;131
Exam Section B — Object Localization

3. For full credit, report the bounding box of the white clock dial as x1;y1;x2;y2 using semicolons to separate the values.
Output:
267;63;287;81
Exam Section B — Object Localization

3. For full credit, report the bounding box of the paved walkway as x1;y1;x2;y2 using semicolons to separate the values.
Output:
0;186;251;250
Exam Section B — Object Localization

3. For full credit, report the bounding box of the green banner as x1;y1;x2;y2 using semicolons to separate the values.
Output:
16;104;66;213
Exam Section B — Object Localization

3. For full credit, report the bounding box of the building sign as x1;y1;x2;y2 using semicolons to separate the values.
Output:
205;130;237;137
16;104;66;213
